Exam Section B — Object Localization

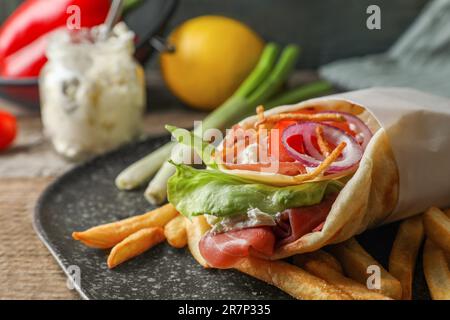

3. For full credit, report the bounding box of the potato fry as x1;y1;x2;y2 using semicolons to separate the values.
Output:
107;227;165;269
423;207;450;253
72;203;178;249
388;215;424;300
293;253;391;300
293;250;344;274
235;257;352;300
164;215;187;248
330;238;403;299
184;215;211;268
423;239;450;300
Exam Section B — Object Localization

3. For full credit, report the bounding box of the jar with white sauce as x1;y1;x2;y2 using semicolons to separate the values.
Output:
39;22;146;160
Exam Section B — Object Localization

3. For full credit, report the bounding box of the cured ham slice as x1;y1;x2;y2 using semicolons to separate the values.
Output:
198;193;338;269
273;193;337;246
199;227;275;269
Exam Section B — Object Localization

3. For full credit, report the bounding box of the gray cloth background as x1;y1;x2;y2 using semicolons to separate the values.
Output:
320;0;450;97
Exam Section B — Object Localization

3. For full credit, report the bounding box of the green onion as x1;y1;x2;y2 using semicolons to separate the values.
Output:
246;45;301;106
199;43;281;130
115;141;174;190
144;159;178;204
232;43;280;99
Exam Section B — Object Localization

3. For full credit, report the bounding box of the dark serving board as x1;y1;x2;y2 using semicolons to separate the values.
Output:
34;135;430;300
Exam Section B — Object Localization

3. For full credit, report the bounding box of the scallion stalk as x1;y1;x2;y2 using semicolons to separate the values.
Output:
115;141;174;190
246;45;301;106
144;158;177;204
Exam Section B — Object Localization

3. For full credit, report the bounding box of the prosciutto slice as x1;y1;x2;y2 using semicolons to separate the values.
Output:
198;193;338;269
199;227;275;269
273;193;337;246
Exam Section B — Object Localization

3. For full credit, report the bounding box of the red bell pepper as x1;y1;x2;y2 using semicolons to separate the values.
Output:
0;0;111;78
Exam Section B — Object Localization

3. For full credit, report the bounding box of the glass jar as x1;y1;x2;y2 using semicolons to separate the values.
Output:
39;23;146;160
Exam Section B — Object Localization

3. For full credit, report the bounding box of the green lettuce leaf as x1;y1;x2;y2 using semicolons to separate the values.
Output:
167;163;343;218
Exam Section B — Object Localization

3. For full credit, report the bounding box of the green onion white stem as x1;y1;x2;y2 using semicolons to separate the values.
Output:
144;143;189;204
144;159;176;204
115;141;174;190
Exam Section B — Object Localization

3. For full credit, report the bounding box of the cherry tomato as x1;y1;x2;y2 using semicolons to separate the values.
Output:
0;110;17;150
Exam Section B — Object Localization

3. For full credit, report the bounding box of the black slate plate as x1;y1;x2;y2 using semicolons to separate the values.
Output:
34;135;430;300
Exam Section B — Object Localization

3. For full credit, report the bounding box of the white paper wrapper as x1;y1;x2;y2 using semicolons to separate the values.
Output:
314;87;450;220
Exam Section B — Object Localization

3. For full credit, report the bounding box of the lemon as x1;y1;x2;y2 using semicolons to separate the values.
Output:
160;15;264;111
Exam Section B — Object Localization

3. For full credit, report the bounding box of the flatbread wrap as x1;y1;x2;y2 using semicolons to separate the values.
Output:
167;87;450;267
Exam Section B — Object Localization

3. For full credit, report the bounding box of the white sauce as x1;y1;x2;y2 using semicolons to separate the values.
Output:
39;23;146;160
236;143;259;164
207;208;276;234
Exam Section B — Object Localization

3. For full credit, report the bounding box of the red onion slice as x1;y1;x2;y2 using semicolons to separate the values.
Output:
317;111;372;150
282;122;363;173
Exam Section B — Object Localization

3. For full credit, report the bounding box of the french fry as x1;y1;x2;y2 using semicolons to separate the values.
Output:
235;257;352;300
388;215;424;300
107;227;165;269
293;250;344;274
423;239;450;300
423;207;450;253
164;215;187;248
185;215;211;268
293;253;391;300
330;238;403;300
72;203;178;249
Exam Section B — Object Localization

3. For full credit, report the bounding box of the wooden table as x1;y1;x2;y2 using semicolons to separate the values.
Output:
0;71;318;299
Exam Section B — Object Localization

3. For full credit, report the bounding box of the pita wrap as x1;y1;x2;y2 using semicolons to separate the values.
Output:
216;87;450;259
